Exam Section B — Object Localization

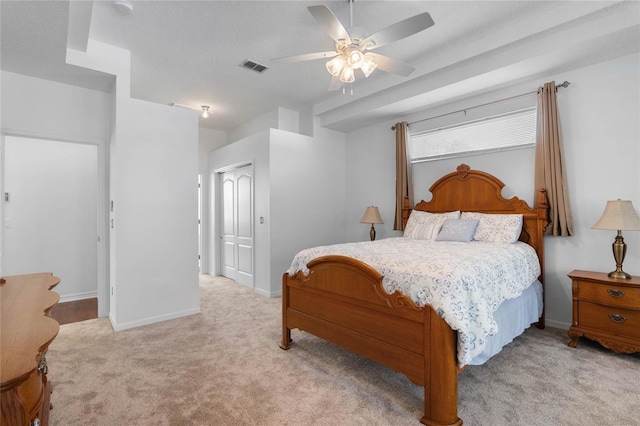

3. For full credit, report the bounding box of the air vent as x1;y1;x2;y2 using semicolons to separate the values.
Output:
240;59;269;73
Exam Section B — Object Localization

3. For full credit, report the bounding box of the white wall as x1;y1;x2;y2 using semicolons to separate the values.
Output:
0;71;110;314
208;123;347;296
198;128;227;173
3;137;97;301
1;69;201;331
270;127;347;294
344;53;640;330
198;127;227;274
110;96;200;330
0;71;112;141
546;53;639;327
226;107;301;145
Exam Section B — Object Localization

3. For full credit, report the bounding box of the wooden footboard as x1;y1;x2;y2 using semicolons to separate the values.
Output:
281;255;462;426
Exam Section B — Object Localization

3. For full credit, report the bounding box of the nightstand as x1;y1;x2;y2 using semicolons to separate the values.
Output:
567;270;640;354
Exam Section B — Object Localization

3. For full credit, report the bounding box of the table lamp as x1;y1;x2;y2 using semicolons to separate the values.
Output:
592;199;640;279
360;206;384;241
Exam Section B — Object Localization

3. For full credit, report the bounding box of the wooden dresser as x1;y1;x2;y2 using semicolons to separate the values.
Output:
567;270;640;354
1;273;60;426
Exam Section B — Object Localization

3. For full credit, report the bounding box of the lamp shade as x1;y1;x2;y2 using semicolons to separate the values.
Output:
592;199;640;231
360;206;384;224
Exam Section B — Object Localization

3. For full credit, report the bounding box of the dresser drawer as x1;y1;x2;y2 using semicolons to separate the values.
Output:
578;301;640;340
576;280;640;309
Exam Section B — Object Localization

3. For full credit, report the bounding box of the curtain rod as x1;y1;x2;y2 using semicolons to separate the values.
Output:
391;81;571;130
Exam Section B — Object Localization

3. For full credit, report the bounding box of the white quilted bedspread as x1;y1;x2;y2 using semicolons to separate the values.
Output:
287;237;541;366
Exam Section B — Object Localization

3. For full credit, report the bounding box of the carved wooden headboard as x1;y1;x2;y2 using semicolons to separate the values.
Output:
402;164;549;283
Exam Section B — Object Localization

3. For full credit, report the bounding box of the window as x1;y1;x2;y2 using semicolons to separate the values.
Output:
410;108;537;163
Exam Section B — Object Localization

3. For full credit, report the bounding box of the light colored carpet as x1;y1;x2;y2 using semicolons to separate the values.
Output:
48;275;640;426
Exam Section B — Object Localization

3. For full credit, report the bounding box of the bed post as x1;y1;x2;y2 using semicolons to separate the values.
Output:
402;196;412;228
421;310;463;426
536;188;549;329
280;274;292;350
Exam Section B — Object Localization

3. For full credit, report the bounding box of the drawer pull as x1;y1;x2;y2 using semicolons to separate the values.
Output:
607;289;625;298
608;314;627;323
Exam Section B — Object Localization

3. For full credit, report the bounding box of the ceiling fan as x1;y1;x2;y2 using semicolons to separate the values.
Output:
271;1;434;90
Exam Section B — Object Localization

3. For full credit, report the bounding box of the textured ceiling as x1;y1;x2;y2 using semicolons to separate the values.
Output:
2;1;638;132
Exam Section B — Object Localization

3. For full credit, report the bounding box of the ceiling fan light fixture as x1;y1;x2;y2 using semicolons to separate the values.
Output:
346;48;365;69
360;57;377;78
339;67;355;83
326;56;345;77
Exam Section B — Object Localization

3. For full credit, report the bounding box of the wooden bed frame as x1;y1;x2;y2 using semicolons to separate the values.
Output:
280;164;549;426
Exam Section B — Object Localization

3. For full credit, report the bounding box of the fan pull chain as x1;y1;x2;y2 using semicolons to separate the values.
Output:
341;83;354;96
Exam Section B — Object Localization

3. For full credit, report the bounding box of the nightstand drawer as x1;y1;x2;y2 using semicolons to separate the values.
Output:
577;280;640;309
578;301;640;340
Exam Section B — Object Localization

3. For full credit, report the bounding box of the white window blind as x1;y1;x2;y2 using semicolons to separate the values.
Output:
410;108;537;163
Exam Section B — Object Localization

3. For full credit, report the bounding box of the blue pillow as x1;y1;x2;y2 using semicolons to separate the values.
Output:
436;219;480;242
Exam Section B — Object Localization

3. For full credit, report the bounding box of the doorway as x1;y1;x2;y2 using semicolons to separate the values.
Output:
219;164;254;288
2;135;101;310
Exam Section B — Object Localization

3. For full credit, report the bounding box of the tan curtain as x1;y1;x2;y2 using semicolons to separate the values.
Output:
394;122;413;230
534;81;574;236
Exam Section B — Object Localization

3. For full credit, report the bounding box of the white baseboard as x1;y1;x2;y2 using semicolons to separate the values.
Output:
110;307;201;331
254;287;280;297
545;319;571;330
59;291;98;303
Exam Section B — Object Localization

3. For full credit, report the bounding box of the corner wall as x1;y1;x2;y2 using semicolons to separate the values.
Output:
110;96;200;329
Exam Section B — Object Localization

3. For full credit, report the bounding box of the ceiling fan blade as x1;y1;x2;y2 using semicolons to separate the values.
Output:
308;5;351;45
362;12;434;50
271;51;338;63
367;52;415;77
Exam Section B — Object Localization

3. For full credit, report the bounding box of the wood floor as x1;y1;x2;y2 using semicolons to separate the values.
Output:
49;298;98;325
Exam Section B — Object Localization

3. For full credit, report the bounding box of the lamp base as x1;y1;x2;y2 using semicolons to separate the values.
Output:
609;231;632;279
608;270;632;280
370;224;376;241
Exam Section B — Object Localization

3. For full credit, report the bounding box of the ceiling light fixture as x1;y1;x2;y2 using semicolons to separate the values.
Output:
169;102;212;119
113;0;134;15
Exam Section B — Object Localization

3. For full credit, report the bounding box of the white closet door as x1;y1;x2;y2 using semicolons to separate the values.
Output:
220;164;253;287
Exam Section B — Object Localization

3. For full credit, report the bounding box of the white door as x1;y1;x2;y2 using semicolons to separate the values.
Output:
220;164;253;288
3;136;98;301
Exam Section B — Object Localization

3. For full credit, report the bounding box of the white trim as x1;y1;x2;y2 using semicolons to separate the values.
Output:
59;291;98;303
255;287;281;298
545;319;571;331
109;307;201;331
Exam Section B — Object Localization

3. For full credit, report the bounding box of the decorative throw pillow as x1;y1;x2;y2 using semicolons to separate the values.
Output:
435;219;480;242
404;210;460;238
410;223;443;240
460;212;523;243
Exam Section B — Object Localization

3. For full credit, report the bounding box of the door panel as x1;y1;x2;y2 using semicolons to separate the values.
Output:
238;244;253;275
221;173;236;278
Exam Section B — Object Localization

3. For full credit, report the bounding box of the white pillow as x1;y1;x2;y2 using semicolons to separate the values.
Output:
410;223;443;240
404;210;460;238
460;212;523;243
